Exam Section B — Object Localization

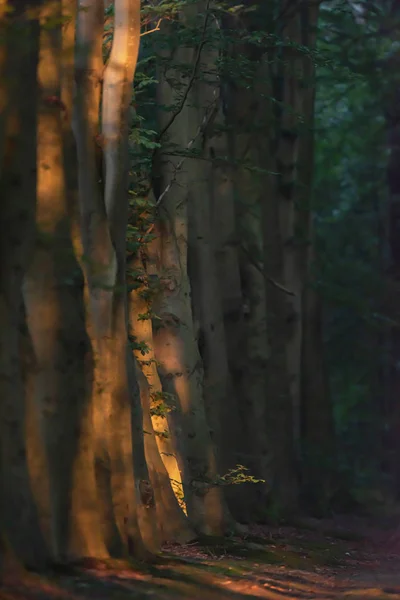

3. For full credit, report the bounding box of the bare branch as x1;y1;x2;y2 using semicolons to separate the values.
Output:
241;244;296;296
155;95;219;212
141;18;162;36
157;0;211;141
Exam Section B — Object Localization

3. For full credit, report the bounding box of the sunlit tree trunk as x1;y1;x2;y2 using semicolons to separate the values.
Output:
129;244;196;538
0;0;49;568
135;356;195;542
129;255;185;501
23;0;107;561
74;0;159;556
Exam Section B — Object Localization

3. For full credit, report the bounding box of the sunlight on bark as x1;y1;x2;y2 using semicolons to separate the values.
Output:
129;284;186;513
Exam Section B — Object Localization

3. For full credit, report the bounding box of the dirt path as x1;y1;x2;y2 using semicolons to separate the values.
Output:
2;518;400;599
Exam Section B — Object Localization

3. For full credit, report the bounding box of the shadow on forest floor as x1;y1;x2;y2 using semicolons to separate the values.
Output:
2;516;400;599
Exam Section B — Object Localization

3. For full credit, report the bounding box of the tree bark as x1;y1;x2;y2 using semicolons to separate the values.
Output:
260;0;320;512
74;0;159;557
129;253;185;509
185;2;235;486
222;6;271;519
298;4;335;512
135;360;195;543
152;18;231;535
0;0;49;569
128;249;196;542
23;0;107;561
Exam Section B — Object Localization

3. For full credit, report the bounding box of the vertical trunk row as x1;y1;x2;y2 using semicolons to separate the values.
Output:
0;0;337;566
220;0;329;514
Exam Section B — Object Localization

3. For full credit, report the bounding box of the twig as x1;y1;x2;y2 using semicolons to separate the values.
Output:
141;18;162;37
154;95;219;213
241;244;295;296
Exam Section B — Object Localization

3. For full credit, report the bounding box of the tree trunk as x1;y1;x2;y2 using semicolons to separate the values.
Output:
152;18;231;535
210;106;244;483
260;0;320;512
0;0;49;568
262;2;302;513
74;0;159;557
23;0;107;561
222;8;271;520
129;250;195;542
135;360;195;543
298;6;335;512
185;3;235;485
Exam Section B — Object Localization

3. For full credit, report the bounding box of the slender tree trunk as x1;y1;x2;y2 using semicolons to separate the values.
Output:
298;8;335;511
267;0;304;484
185;3;235;483
222;10;271;519
209;105;248;520
260;0;320;512
129;254;185;509
135;359;195;542
210;107;244;479
103;0;160;555
129;250;196;541
235;132;271;520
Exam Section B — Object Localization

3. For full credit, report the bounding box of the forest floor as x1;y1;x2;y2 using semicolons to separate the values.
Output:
2;515;400;599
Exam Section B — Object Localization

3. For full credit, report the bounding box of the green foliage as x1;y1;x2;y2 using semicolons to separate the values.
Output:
189;465;266;494
129;335;151;356
150;390;177;417
218;465;266;486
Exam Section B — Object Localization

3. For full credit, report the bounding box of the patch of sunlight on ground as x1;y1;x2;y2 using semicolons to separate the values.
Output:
2;522;400;599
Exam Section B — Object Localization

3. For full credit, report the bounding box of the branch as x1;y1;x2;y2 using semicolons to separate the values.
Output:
141;18;162;36
241;244;295;296
157;0;211;141
155;95;219;213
